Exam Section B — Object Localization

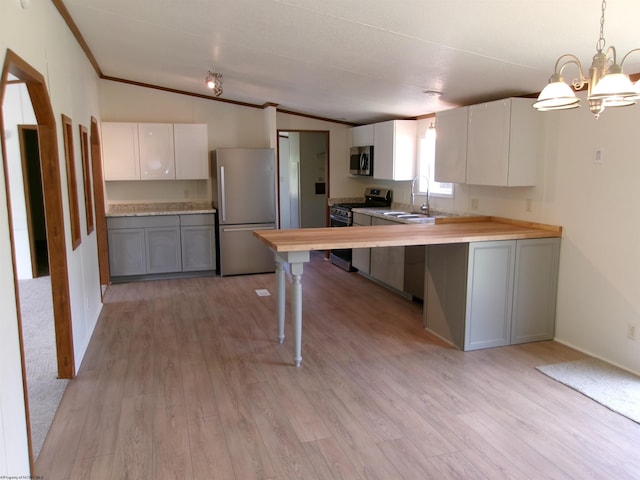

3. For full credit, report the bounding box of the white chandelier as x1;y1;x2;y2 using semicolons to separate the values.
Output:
205;70;223;97
533;0;640;118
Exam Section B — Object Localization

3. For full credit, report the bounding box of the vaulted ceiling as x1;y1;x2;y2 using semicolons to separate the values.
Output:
61;0;640;124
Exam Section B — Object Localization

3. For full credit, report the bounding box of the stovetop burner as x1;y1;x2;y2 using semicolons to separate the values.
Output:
330;187;392;222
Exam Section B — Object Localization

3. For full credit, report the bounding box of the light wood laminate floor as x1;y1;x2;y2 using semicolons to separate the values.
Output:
36;252;640;479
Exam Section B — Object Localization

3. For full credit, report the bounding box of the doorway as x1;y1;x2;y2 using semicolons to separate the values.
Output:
18;125;48;277
277;130;329;229
1;49;75;469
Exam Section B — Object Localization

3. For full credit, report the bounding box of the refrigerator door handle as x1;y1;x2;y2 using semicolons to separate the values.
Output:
220;166;226;222
222;226;275;232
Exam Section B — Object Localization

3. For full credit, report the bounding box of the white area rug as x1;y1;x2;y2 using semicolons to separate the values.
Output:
537;358;640;424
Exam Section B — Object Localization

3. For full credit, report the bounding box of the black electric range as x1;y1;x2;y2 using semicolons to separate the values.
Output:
329;187;392;271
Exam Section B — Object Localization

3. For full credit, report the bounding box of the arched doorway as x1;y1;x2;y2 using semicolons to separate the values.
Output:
0;49;75;467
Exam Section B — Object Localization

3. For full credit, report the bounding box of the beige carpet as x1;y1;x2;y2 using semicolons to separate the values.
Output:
18;276;68;460
537;357;640;424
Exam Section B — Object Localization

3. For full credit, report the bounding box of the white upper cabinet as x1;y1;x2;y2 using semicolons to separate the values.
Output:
350;124;375;147
434;97;540;187
102;122;209;181
102;122;140;180
138;123;175;180
373;120;417;181
434;106;468;184
466;98;540;186
174;123;209;179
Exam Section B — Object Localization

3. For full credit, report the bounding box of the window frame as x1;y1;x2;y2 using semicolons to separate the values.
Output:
61;114;82;250
417;123;454;198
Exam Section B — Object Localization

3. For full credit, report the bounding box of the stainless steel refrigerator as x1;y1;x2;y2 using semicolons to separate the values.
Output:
212;148;277;276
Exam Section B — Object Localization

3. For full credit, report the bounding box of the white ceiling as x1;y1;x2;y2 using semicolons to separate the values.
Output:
61;0;640;124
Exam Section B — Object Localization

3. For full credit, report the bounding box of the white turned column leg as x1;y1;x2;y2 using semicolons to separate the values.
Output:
274;251;309;367
291;271;303;367
275;257;285;343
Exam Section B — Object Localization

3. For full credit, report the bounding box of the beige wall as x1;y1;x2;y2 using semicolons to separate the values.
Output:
1;1;102;476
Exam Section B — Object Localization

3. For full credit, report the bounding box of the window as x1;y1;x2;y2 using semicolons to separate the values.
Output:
61;114;82;250
79;125;95;235
418;124;453;197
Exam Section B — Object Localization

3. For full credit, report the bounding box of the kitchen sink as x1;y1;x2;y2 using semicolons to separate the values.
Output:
382;211;408;216
361;209;437;224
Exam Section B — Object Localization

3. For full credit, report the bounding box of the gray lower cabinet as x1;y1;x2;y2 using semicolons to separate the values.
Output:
181;214;216;272
351;212;372;273
355;213;425;299
404;245;425;300
464;240;516;350
425;237;560;350
370;217;405;291
511;238;560;344
146;225;182;273
108;227;146;276
107;213;216;279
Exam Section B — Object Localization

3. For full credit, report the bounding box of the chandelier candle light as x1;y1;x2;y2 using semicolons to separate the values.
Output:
533;0;640;118
205;70;223;97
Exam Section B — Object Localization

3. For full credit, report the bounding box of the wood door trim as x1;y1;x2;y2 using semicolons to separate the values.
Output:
1;49;76;381
90;116;110;289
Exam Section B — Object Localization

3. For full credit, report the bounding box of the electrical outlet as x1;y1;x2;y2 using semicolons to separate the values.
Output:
471;198;479;210
628;323;637;341
594;147;604;164
525;198;532;212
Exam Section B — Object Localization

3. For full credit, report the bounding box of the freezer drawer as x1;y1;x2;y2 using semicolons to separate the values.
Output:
218;223;276;276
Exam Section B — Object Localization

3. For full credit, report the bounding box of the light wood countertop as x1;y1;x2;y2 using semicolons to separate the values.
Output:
254;217;562;253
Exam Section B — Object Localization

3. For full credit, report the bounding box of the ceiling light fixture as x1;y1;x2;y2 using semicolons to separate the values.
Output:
205;70;223;97
423;90;443;98
533;0;640;118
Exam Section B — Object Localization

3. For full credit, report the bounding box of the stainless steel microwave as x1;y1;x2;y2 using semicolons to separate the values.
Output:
350;146;373;176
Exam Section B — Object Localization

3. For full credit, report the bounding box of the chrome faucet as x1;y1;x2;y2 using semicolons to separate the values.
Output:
411;175;430;215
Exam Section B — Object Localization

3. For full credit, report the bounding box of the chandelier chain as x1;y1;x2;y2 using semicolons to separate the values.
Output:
596;0;607;53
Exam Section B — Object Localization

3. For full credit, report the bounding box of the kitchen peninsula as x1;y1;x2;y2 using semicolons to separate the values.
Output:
254;217;562;366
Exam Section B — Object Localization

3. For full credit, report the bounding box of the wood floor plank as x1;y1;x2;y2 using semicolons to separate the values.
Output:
306;389;402;480
255;363;332;443
111;394;154;480
34;254;640;480
68;453;113;480
187;414;235;480
243;380;319;479
377;437;443;479
152;404;193;480
301;437;364;480
211;373;276;480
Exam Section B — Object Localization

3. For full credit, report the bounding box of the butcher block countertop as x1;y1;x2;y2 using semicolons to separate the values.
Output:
254;217;562;253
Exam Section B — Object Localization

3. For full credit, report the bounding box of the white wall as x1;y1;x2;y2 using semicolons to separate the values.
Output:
3;84;36;279
1;1;103;475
